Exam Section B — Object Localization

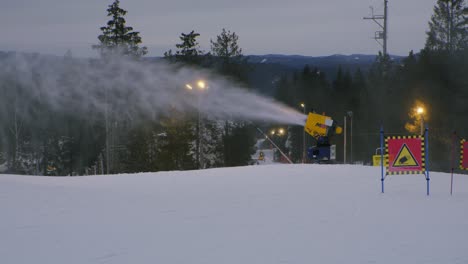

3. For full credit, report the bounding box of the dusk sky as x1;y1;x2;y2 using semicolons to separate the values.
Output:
0;0;436;57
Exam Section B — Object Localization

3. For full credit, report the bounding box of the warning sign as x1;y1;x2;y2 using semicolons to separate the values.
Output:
373;154;388;166
258;151;265;161
393;144;419;167
385;136;425;175
460;140;468;170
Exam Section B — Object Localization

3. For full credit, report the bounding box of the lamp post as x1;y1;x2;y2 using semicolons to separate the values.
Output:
186;80;207;169
343;115;347;164
278;128;285;136
300;103;306;163
417;107;424;135
347;111;353;164
270;128;286;162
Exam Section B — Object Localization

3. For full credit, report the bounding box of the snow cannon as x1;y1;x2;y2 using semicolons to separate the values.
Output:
304;112;342;163
304;112;342;138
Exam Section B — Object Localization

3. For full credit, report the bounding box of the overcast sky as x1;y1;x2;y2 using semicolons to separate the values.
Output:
0;0;436;57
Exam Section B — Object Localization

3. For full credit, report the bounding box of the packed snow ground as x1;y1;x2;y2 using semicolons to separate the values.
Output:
1;164;468;264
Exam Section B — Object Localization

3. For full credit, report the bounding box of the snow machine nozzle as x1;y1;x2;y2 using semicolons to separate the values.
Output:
304;112;343;138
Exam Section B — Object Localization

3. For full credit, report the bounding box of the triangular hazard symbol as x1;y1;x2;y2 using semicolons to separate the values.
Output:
392;143;419;167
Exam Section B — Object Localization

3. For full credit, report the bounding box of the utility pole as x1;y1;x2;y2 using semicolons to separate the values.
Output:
364;0;388;56
343;115;347;164
105;86;110;174
347;111;353;164
197;93;202;169
300;103;306;163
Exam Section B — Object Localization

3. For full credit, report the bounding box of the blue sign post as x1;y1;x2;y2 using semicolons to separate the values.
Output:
380;126;384;193
425;126;430;196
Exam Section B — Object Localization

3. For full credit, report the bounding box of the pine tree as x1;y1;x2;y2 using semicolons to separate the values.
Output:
164;31;203;64
210;28;243;62
209;29;256;167
369;52;393;80
425;0;468;52
92;0;148;173
223;123;256;166
209;28;248;80
199;121;224;168
93;0;148;59
333;66;344;92
124;123;161;172
332;66;348;114
158;112;197;171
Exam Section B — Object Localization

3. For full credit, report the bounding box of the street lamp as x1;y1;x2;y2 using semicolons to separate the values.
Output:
300;103;306;163
270;128;286;162
417;107;424;135
270;128;285;137
343;111;353;164
347;111;353;164
186;80;207;169
197;80;206;89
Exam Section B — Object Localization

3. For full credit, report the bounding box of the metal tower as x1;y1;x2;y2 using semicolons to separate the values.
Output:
364;0;388;55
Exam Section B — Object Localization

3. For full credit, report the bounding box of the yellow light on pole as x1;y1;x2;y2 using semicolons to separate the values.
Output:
197;80;206;89
270;130;275;135
278;128;284;135
417;107;424;135
300;103;306;163
185;80;208;169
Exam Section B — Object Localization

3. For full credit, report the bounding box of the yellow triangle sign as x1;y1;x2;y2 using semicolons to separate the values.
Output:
393;143;419;167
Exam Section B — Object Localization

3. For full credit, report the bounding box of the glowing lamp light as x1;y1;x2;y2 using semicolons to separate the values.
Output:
185;84;193;90
197;80;206;89
417;107;424;114
300;103;305;108
278;128;285;135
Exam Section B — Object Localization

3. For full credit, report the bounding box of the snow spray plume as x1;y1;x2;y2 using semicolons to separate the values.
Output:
0;53;306;126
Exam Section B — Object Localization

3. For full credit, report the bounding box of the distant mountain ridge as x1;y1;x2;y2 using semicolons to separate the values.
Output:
0;50;403;69
246;54;403;69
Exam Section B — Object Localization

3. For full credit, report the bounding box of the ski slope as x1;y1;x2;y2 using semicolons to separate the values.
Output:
1;164;468;264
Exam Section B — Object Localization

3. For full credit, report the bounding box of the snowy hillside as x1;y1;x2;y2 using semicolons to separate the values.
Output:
1;164;468;264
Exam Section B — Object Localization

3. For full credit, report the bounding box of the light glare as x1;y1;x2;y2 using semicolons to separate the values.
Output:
197;80;206;89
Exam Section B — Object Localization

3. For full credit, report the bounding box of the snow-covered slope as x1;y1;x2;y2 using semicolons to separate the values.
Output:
1;165;467;264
